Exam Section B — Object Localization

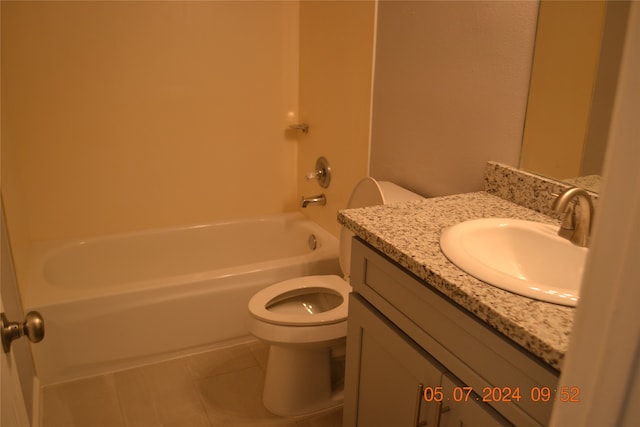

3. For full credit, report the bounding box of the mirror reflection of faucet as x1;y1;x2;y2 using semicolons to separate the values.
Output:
301;194;326;208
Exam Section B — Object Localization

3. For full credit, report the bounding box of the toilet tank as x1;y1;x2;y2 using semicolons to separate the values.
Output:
339;178;423;277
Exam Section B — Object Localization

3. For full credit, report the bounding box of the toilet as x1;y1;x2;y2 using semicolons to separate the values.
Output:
247;177;423;416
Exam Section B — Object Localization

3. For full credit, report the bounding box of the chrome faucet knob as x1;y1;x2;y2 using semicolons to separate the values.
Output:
306;171;323;181
305;157;331;188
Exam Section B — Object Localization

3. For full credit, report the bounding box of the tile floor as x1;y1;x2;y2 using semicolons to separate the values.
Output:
41;340;343;427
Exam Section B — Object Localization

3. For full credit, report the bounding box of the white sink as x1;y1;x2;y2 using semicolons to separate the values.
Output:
440;218;587;306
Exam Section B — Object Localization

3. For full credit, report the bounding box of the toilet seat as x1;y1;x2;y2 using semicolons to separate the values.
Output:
248;275;350;326
245;178;423;416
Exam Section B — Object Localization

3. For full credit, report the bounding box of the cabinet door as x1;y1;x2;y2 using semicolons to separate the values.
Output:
344;295;444;427
438;374;511;427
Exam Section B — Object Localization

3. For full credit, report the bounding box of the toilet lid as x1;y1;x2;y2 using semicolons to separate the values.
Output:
248;275;350;326
339;178;386;277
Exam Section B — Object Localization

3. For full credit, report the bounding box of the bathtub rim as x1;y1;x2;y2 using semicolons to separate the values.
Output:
23;212;339;309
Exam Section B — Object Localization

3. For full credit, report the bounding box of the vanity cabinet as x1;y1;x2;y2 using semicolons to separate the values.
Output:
343;239;559;427
346;294;510;427
347;293;442;426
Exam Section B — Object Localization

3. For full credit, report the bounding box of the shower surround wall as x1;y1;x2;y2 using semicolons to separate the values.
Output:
2;1;300;281
297;1;374;236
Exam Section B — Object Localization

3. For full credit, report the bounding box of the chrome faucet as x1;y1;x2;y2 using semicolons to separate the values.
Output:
301;194;326;208
552;187;594;247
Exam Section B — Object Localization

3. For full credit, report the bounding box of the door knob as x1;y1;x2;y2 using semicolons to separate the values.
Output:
1;311;45;353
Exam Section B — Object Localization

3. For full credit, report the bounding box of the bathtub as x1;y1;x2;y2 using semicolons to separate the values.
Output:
23;213;341;385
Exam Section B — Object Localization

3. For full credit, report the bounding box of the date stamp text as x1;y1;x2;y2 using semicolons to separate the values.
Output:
422;386;581;403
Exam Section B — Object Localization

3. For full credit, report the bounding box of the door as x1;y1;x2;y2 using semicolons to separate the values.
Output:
1;204;31;427
1;301;31;427
438;373;511;427
344;294;445;426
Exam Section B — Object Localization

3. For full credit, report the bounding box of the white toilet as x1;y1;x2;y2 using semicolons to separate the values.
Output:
247;177;423;416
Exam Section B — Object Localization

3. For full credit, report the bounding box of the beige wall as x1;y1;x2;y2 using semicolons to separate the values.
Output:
2;1;300;251
4;0;530;271
370;1;538;197
297;1;375;236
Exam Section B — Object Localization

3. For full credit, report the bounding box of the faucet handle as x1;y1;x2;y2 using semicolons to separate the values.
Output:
306;171;323;181
305;157;331;188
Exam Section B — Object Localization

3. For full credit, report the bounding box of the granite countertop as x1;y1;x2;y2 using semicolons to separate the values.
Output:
338;191;575;371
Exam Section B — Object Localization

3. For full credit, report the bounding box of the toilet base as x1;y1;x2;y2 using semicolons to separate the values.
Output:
262;343;344;416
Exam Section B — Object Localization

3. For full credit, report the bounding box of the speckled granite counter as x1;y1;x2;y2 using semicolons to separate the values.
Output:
338;191;575;372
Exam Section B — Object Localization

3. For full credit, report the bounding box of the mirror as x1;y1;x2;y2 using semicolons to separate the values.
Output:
519;0;630;193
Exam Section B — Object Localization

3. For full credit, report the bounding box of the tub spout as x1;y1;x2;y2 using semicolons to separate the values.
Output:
301;194;326;208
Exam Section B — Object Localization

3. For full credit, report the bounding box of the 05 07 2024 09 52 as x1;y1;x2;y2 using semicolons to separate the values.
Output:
422;385;581;404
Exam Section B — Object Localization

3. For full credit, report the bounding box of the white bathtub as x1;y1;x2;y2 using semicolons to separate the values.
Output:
23;213;341;385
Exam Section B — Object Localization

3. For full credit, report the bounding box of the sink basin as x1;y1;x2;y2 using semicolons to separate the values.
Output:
440;218;587;306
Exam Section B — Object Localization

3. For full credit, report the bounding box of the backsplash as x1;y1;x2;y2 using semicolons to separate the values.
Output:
484;162;599;220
